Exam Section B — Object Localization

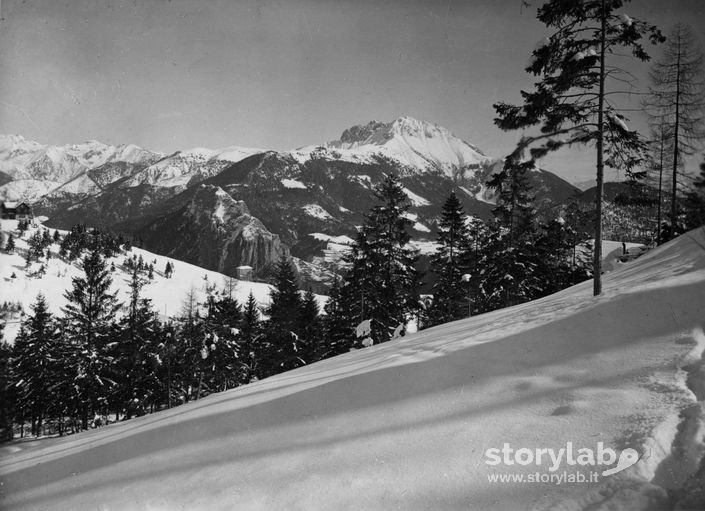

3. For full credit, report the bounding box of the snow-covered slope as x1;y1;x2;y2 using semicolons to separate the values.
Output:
122;146;263;189
0;219;309;343
294;116;491;178
2;227;704;510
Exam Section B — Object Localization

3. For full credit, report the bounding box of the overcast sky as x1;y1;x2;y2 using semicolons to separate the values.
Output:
0;0;703;184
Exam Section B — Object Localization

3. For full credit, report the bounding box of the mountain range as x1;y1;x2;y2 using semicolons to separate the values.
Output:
1;117;581;288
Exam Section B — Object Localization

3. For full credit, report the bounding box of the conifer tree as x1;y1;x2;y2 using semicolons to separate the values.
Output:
4;234;14;253
239;291;262;382
298;289;322;363
684;158;705;230
0;340;15;441
203;291;242;392
427;191;472;327
12;294;58;436
263;256;304;375
62;249;121;429
476;157;543;310
321;277;355;357
113;267;162;419
494;0;663;295
343;174;421;344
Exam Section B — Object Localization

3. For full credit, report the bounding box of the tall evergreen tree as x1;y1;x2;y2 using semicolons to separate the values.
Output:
494;0;663;295
321;277;355;357
62;249;121;429
263;256;304;376
683;157;705;230
427;191;472;327
12;294;58;436
4;234;15;253
298;289;322;363
342;174;421;344
239;291;262;382
0;340;15;441
202;290;242;392
476;157;543;310
112;267;162;419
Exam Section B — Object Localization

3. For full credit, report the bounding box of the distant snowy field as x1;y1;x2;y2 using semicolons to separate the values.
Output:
0;219;324;343
1;226;704;510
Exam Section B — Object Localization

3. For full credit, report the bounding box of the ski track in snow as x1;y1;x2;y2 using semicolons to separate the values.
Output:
1;227;705;510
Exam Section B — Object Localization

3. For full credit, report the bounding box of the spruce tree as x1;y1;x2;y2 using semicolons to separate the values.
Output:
12;294;58;436
298;289;322;364
62;249;121;429
113;267;162;419
494;0;663;295
0;340;15;441
239;291;262;383
476;157;543;310
343;174;421;344
321;277;355;357
683;158;705;230
427;191;472;327
203;291;242;392
4;234;14;253
263;256;304;376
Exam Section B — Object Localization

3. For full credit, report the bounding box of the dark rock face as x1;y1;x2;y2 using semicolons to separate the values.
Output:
139;184;288;277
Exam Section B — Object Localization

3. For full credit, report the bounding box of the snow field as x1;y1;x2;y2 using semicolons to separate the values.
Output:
0;227;704;510
0;220;319;343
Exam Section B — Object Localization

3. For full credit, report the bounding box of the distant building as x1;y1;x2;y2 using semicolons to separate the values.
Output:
235;265;253;280
1;201;33;221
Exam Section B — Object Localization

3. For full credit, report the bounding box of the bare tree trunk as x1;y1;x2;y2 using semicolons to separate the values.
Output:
593;0;607;297
670;38;682;234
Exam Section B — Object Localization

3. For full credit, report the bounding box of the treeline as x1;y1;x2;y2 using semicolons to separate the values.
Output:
0;173;595;441
0;222;332;439
324;173;592;342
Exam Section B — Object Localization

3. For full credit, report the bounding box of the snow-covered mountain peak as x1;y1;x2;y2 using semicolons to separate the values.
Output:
324;116;491;177
0;133;43;151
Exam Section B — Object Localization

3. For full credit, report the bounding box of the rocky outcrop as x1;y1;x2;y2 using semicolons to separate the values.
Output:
139;184;288;277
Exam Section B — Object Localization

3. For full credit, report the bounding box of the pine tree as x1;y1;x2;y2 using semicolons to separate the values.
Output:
0;340;15;441
263;256;304;376
684;158;705;230
342;174;421;344
476;156;543;310
112;267;162;419
321;277;355;357
203;292;242;392
645;22;705;238
164;261;173;279
494;0;663;295
427;191;472;327
239;292;262;383
298;289;321;363
11;294;58;436
4;234;14;253
62;249;121;429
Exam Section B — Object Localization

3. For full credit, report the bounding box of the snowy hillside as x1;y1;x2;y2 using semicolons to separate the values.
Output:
1;227;704;510
0;220;317;343
122;146;263;189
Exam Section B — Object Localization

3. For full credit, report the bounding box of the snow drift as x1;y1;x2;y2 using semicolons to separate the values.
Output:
1;228;705;510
